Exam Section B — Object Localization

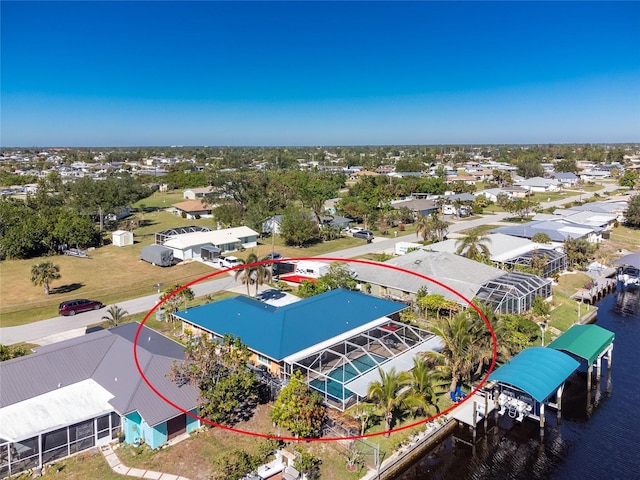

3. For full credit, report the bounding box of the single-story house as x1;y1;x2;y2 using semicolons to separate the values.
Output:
183;186;217;200
580;170;610;181
537;210;618;231
171;200;214;219
391;198;439;218
501;185;531;198
0;323;200;478
173;289;440;411
262;214;352;235
551;172;580;186
516;177;561;192
349;250;506;308
427;233;567;278
475;188;512;203
446;175;477;185
163;226;259;260
558;200;628;222
491;220;602;243
444;193;476;203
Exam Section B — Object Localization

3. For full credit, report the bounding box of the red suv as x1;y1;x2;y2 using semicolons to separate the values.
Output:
58;299;103;316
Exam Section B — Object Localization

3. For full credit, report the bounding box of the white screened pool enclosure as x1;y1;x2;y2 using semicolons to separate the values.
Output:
282;320;442;411
475;271;553;314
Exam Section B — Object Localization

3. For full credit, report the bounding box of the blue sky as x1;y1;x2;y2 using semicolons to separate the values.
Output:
2;1;639;147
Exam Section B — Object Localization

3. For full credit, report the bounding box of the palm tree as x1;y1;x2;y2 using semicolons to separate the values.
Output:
367;367;411;436
234;254;253;296
101;305;128;327
415;214;432;242
252;258;273;297
30;261;61;295
425;315;475;394
416;213;449;243
404;356;445;417
455;227;492;260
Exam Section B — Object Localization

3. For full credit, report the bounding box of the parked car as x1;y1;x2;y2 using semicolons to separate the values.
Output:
349;226;365;234
219;256;242;269
59;299;104;316
353;230;374;241
262;252;282;260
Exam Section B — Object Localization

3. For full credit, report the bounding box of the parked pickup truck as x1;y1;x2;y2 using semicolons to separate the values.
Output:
218;256;242;269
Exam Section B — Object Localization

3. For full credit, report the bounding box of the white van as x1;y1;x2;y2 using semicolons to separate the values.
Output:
442;205;457;215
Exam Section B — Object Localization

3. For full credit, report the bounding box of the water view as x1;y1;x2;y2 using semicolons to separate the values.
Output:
395;288;640;480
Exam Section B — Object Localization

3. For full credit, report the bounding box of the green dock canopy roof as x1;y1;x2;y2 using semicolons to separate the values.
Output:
488;347;579;403
547;324;614;365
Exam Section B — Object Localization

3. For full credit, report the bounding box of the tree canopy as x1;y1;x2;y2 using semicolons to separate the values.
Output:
270;370;325;438
170;335;259;426
625;194;640;228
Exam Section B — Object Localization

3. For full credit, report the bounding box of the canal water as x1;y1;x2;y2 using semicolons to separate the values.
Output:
395;288;640;480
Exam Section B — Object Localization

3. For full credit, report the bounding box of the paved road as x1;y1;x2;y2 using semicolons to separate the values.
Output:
0;182;618;346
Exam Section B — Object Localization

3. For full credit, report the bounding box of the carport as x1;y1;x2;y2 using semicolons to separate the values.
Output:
488;347;579;437
547;324;614;390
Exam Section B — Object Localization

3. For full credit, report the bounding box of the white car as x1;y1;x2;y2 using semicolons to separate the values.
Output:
349;226;365;234
219;256;242;269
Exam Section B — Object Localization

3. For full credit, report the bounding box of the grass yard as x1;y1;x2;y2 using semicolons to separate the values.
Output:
0;208;379;327
548;272;592;331
31;450;124;480
131;189;186;209
112;403;362;480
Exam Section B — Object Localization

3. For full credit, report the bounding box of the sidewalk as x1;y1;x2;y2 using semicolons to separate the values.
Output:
100;443;191;480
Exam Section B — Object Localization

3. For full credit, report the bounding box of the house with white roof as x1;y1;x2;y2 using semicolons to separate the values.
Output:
162;226;259;260
551;172;580;186
517;177;561;192
0;324;201;478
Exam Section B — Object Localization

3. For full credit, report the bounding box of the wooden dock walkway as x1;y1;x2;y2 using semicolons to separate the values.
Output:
571;277;616;305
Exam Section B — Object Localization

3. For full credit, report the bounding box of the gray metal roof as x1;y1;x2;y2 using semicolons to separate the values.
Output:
490;220;598;242
0;324;199;427
427;233;550;262
1;334;114;407
351;250;504;304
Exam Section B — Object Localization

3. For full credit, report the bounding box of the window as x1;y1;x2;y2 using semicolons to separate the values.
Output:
257;354;271;367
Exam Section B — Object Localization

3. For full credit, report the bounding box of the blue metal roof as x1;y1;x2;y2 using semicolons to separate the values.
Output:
175;289;405;361
488;347;579;402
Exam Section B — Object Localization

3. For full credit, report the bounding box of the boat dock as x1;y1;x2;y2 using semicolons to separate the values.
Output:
571;276;616;305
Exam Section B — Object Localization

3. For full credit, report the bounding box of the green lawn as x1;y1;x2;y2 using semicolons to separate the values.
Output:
548;272;592;331
131;190;185;209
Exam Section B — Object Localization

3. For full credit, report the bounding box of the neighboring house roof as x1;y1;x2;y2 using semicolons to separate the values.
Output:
426;233;556;263
172;200;214;213
475;188;509;198
0;324;198;431
538;210;617;228
490;220;599;242
391;198;438;212
488;347;580;403
547;324;615;365
184;186;215;194
551;172;579;180
517;177;560;188
163;226;259;249
0;379;114;442
350;250;504;305
174;289;406;361
444;193;476;202
560;200;628;215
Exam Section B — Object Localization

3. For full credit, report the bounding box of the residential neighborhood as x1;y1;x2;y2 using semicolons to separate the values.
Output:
1;143;639;480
